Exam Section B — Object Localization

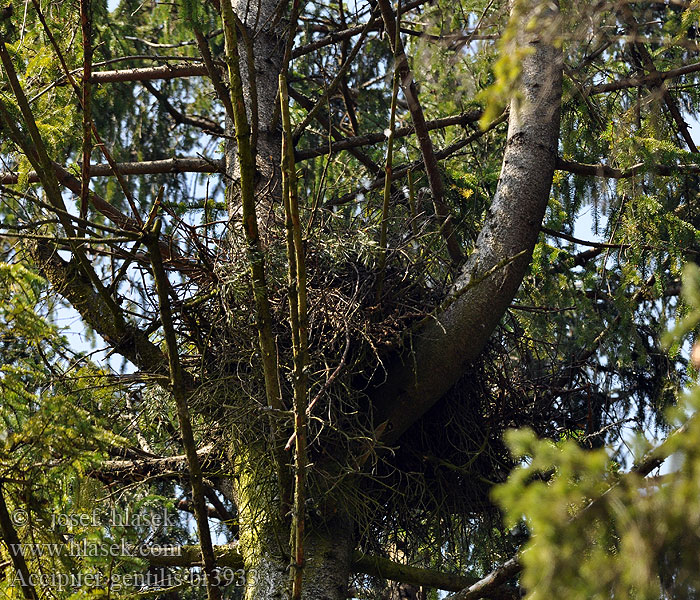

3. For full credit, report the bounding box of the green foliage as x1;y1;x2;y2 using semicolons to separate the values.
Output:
495;268;700;600
2;0;700;595
0;264;212;600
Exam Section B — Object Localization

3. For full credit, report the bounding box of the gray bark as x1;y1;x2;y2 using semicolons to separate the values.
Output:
221;0;359;597
225;0;284;231
233;450;354;600
372;0;563;443
238;524;354;600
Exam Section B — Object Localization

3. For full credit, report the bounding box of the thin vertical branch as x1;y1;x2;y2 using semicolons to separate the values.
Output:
407;169;418;237
220;0;292;511
376;7;402;301
0;30;121;318
0;483;39;600
79;0;92;231
145;216;221;600
192;25;235;123
30;0;143;226
228;12;259;151
376;0;463;265
280;73;309;600
269;0;304;131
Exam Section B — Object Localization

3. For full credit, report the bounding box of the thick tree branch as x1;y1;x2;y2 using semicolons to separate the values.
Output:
90;64;209;83
90;447;221;484
141;544;244;569
143;544;480;592
371;0;562;443
352;553;477;591
443;557;521;600
0;157;225;185
24;239;176;381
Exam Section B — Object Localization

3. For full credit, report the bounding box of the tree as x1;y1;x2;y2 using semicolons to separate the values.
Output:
0;0;699;598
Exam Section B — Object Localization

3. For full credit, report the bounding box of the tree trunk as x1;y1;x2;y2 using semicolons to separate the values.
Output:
225;0;284;232
232;451;354;600
220;0;561;596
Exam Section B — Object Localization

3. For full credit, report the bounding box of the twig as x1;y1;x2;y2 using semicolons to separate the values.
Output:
145;216;221;600
281;72;310;600
376;3;402;299
376;0;463;264
292;6;378;143
30;0;143;225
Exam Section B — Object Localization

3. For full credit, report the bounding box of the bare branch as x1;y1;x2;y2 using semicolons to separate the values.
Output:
90;64;209;83
588;61;700;95
443;557;521;600
0;157;224;186
90;447;221;484
556;157;700;179
377;0;463;263
143;544;482;592
24;239;177;381
142;79;224;134
295;109;483;162
291;0;428;58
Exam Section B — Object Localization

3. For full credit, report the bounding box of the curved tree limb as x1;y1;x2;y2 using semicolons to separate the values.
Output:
24;239;179;383
371;0;563;444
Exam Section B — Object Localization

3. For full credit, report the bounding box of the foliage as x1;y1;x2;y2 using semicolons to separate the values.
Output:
493;271;700;600
0;0;700;597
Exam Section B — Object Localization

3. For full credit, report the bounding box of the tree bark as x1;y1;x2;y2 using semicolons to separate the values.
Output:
372;0;563;443
224;0;284;230
232;449;354;600
220;1;356;596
